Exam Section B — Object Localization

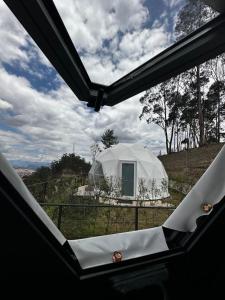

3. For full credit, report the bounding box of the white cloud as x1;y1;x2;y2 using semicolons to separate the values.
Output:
53;0;171;84
0;0;170;164
81;25;169;84
0;2;29;65
119;27;168;57
163;0;184;8
0;0;170;85
0;66;165;162
0;98;13;110
0;1;54;72
54;0;149;53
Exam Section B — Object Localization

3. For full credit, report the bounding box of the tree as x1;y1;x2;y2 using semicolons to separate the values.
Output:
175;0;216;146
182;68;209;146
175;0;215;41
140;1;222;152
140;77;181;154
101;129;119;149
90;143;102;162
206;81;225;142
51;153;91;176
206;54;225;142
179;91;199;148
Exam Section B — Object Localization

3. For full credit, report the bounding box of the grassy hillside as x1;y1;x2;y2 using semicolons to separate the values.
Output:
159;143;224;185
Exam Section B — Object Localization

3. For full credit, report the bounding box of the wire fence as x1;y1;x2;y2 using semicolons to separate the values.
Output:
40;203;176;239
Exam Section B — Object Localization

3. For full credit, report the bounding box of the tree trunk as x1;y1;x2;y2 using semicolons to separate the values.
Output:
217;89;221;143
191;123;197;148
169;120;175;153
163;96;170;154
176;123;179;152
173;131;176;153
197;65;205;146
164;127;169;154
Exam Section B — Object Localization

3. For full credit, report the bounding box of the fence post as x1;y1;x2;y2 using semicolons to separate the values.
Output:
135;207;139;230
57;205;63;229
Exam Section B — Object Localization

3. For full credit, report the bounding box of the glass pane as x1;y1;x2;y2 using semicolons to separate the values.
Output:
122;163;134;196
53;0;218;85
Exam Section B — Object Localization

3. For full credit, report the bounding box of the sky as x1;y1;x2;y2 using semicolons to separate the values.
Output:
0;0;187;167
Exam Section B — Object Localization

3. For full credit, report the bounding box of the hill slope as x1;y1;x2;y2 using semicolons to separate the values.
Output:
159;143;224;185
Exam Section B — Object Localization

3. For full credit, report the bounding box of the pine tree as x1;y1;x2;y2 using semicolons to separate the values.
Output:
101;129;119;149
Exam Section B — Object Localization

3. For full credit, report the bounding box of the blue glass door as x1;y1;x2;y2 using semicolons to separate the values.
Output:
122;163;134;196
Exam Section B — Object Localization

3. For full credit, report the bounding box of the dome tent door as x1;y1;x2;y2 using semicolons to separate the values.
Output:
121;162;135;197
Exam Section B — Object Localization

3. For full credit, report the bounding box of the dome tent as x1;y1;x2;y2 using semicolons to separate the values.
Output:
89;143;169;200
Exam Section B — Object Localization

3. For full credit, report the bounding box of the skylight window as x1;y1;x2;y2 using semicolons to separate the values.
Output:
53;0;216;85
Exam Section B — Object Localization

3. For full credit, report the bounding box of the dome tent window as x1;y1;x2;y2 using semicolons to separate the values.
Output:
89;143;169;201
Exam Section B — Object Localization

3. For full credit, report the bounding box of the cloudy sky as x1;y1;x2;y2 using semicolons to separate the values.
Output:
0;0;186;166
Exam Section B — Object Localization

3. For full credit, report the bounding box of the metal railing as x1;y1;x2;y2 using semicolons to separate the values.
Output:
40;203;176;239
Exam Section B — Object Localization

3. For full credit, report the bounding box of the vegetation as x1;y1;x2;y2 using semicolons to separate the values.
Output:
42;187;182;240
90;142;102;162
55;203;176;239
101;129;119;149
140;0;225;153
159;143;224;185
24;153;91;203
24;142;224;239
50;153;91;176
23;151;185;239
90;129;119;162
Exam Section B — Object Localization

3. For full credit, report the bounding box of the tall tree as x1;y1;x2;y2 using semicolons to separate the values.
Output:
182;68;209;145
206;81;225;142
140;77;181;154
175;0;216;146
179;91;199;148
101;129;119;149
206;54;225;142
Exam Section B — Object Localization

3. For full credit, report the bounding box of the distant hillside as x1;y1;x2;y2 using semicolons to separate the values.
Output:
159;143;224;185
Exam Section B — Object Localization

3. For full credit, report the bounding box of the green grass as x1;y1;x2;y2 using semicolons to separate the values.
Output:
168;188;184;206
159;143;224;185
50;205;175;239
41;186;182;239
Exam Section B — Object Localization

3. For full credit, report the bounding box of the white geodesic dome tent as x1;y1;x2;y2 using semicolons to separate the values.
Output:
89;143;169;200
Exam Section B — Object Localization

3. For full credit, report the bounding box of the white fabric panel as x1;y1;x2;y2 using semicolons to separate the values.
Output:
164;145;225;232
69;226;168;269
0;153;66;245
